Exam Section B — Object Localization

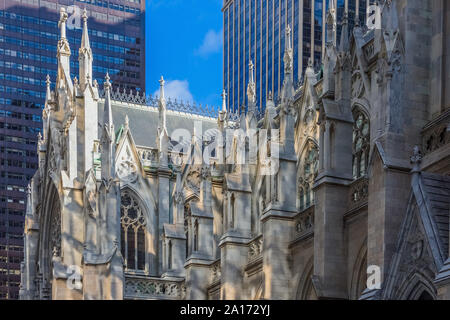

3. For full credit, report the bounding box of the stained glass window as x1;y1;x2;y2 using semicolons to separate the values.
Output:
298;142;319;210
120;190;146;271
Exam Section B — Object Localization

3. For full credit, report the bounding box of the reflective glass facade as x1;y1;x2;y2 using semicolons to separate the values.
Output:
223;0;367;112
0;0;145;299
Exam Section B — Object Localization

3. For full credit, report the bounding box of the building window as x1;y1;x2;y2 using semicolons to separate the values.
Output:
298;142;318;211
50;200;61;257
184;203;191;258
230;193;235;229
352;109;370;179
193;219;199;252
168;240;172;270
120;190;146;271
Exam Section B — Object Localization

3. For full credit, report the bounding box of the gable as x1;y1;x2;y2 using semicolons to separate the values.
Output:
383;196;438;299
382;172;450;299
115;129;142;185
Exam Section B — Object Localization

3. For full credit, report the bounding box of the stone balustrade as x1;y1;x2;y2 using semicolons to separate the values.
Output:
348;176;369;211
294;205;314;237
124;274;185;300
248;235;263;262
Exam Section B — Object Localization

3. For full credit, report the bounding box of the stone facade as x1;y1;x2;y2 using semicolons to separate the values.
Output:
20;1;450;300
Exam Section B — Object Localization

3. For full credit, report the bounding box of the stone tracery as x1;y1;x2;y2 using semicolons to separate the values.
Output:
298;142;319;211
120;190;146;271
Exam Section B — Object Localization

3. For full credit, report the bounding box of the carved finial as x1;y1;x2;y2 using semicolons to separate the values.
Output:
73;76;78;85
82;7;88;21
410;145;422;172
45;75;52;103
268;91;273;101
308;57;313;68
284;24;293;75
93;79;98;88
58;7;68;39
104;73;111;89
159;76;165;101
221;89;227;112
59;7;68;22
124;114;129;128
285;24;292;50
247;60;256;105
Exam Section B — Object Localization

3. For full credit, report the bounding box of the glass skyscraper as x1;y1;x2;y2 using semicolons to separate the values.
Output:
0;0;145;299
222;0;369;112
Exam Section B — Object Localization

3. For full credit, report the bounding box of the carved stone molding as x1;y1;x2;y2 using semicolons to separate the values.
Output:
422;112;450;156
294;206;314;237
348;177;369;212
124;275;185;299
248;235;263;262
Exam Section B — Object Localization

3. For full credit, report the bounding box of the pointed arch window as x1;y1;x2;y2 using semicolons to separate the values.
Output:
352;109;370;179
50;200;61;257
193;219;199;252
120;190;146;271
184;203;191;258
168;240;173;270
230;193;236;229
298;143;319;211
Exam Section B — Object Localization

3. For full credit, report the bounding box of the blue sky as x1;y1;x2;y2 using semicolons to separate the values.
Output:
145;0;223;108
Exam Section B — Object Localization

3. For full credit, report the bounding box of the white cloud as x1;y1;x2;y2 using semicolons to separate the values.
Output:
153;79;194;103
195;29;223;57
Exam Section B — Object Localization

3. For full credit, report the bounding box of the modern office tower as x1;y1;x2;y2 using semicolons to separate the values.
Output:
0;0;145;299
222;0;369;112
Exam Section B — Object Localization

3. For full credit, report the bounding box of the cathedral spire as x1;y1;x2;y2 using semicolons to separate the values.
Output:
80;8;91;50
98;72;121;260
79;8;93;89
100;73;117;188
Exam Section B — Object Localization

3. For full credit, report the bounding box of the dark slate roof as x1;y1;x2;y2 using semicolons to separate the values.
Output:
420;172;450;255
98;100;218;148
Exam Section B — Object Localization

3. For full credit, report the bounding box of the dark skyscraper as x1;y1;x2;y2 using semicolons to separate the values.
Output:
222;0;368;112
0;0;145;299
